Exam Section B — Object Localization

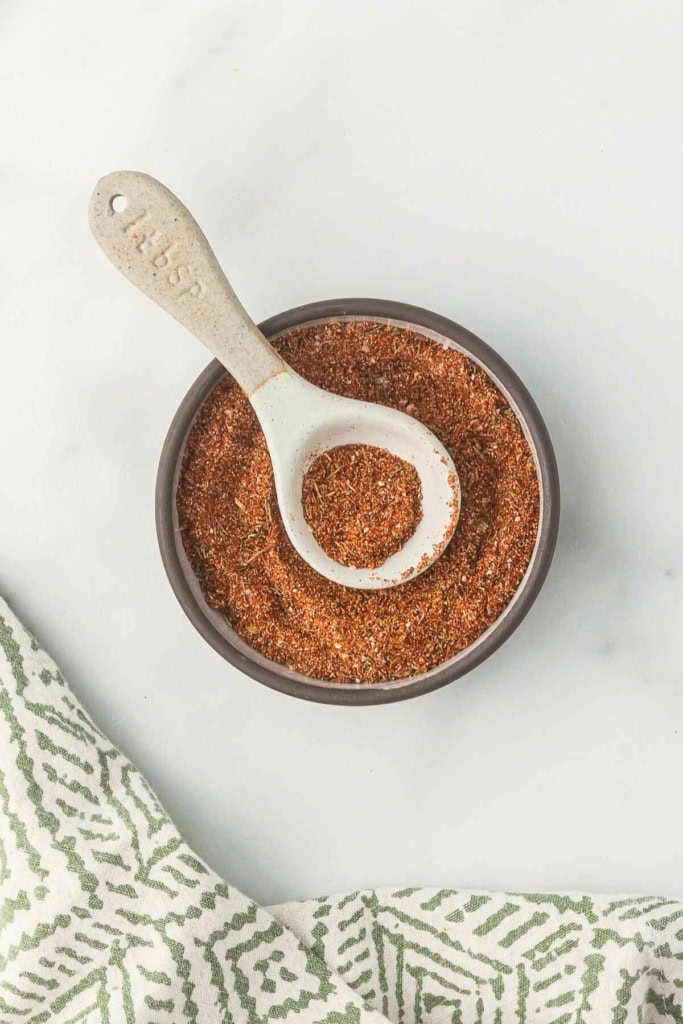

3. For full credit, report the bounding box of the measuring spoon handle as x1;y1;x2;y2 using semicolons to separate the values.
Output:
89;171;285;395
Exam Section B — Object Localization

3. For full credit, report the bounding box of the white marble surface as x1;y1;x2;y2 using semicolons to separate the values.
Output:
1;1;682;906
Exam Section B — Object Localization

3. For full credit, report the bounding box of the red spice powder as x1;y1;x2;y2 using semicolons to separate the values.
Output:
176;320;540;684
302;444;423;569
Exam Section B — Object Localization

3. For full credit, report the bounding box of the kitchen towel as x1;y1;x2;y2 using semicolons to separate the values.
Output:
1;596;681;1023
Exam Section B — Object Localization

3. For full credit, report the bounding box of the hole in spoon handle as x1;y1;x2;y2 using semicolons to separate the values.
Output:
88;170;284;394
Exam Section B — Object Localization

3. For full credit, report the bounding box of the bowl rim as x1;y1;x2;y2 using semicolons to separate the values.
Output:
155;297;560;705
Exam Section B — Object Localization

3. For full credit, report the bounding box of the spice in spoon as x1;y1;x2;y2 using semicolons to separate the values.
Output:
177;320;540;684
302;444;423;569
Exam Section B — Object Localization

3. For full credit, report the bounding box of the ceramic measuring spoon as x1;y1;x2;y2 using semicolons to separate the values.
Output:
89;171;460;589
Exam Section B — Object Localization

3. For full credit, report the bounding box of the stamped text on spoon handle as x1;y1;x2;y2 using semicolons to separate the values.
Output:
124;211;206;300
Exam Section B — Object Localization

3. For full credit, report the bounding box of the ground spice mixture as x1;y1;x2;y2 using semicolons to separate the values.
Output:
302;444;423;569
177;320;540;684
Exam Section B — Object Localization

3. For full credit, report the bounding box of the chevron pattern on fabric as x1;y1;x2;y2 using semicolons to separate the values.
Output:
1;595;681;1023
272;888;683;1023
0;599;385;1024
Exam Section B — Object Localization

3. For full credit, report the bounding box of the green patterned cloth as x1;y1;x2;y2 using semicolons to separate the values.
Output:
1;597;681;1023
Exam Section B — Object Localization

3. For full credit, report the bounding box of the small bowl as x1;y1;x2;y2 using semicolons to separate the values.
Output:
156;298;560;705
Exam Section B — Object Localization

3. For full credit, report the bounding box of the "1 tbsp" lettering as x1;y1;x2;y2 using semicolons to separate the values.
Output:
124;212;206;300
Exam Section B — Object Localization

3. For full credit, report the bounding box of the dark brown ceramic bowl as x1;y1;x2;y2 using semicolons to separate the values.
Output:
156;298;560;705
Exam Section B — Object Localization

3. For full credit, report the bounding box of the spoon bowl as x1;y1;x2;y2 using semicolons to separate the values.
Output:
252;370;460;588
89;171;460;588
